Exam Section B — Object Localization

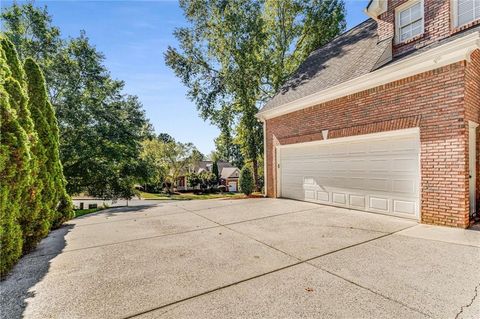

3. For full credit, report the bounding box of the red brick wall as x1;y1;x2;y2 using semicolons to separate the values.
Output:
376;0;480;57
465;50;480;220
265;62;472;228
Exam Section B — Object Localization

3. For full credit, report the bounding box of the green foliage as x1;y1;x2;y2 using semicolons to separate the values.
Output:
239;166;254;196
1;4;153;198
158;133;175;144
1;38;40;251
212;161;219;181
23;58;56;245
141;137;202;193
0;36;74;276
200;171;217;190
53;192;74;228
166;0;346;190
186;172;201;188
0;42;31;277
187;171;217;192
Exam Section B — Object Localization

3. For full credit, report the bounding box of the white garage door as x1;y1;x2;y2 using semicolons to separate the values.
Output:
278;129;420;219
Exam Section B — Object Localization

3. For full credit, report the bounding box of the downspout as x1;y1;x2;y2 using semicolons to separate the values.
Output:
262;118;268;197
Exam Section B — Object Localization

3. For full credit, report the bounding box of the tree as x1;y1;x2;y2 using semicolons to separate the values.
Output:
212;161;219;182
187;171;216;192
0;45;30;276
239;166;254;196
25;59;72;226
0;24;74;277
165;0;345;190
186;172;201;189
1;37;41;254
1;3;152;198
161;141;199;193
23;58;57;245
140;138;168;192
158;132;175;144
140;137;202;193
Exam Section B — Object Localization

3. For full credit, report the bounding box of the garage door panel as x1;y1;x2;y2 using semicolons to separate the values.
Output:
392;179;416;194
332;192;347;205
349;195;366;208
369;196;390;211
366;178;390;192
316;191;330;202
393;199;416;215
280;130;420;219
392;158;418;172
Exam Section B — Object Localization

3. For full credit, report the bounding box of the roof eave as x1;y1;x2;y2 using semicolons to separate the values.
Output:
257;31;480;121
365;0;387;20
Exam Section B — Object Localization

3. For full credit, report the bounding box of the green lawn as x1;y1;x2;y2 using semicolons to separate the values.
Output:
74;207;106;218
139;191;249;201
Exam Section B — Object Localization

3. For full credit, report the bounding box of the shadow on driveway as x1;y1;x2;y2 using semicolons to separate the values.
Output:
73;204;158;220
0;224;74;319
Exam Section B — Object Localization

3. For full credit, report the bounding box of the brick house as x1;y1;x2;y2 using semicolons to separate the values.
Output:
177;160;240;192
257;0;480;228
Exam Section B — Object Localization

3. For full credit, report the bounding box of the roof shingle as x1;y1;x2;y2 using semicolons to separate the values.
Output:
260;19;390;113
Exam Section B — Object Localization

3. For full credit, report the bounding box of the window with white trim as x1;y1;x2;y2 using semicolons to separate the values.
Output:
396;1;424;43
456;0;480;27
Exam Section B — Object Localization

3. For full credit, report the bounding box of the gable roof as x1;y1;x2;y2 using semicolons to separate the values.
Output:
258;19;480;118
259;19;391;114
220;167;239;179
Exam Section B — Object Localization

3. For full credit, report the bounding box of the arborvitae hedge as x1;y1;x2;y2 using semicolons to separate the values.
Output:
1;39;73;277
24;58;56;248
0;46;30;277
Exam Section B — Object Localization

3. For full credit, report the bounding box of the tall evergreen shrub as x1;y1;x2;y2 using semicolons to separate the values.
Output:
239;166;254;196
24;58;72;233
1;38;40;253
23;58;54;249
0;46;29;276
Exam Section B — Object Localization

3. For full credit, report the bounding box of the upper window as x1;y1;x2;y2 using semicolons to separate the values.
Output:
396;1;424;43
456;0;480;27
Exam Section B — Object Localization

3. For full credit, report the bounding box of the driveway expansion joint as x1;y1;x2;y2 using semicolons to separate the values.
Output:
120;220;417;319
306;262;434;318
22;224;223;259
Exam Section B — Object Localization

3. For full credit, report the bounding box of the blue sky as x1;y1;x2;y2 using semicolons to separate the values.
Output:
2;0;370;155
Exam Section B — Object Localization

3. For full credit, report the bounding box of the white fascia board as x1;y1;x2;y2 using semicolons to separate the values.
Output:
257;31;480;121
365;0;388;19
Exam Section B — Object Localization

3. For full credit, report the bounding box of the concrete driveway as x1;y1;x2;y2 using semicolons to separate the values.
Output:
1;198;479;319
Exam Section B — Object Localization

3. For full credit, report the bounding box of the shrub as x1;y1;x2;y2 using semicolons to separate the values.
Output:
0;46;29;276
0;37;73;277
24;58;54;249
212;161;219;181
239;166;254;196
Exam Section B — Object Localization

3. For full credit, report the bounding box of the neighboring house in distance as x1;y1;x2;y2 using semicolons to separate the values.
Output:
220;167;240;192
257;0;480;228
177;160;240;192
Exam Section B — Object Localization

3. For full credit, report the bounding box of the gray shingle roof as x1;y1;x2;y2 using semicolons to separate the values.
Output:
260;19;390;113
220;167;239;179
259;18;480;115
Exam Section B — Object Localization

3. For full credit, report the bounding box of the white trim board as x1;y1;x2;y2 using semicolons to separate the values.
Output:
257;31;480;121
